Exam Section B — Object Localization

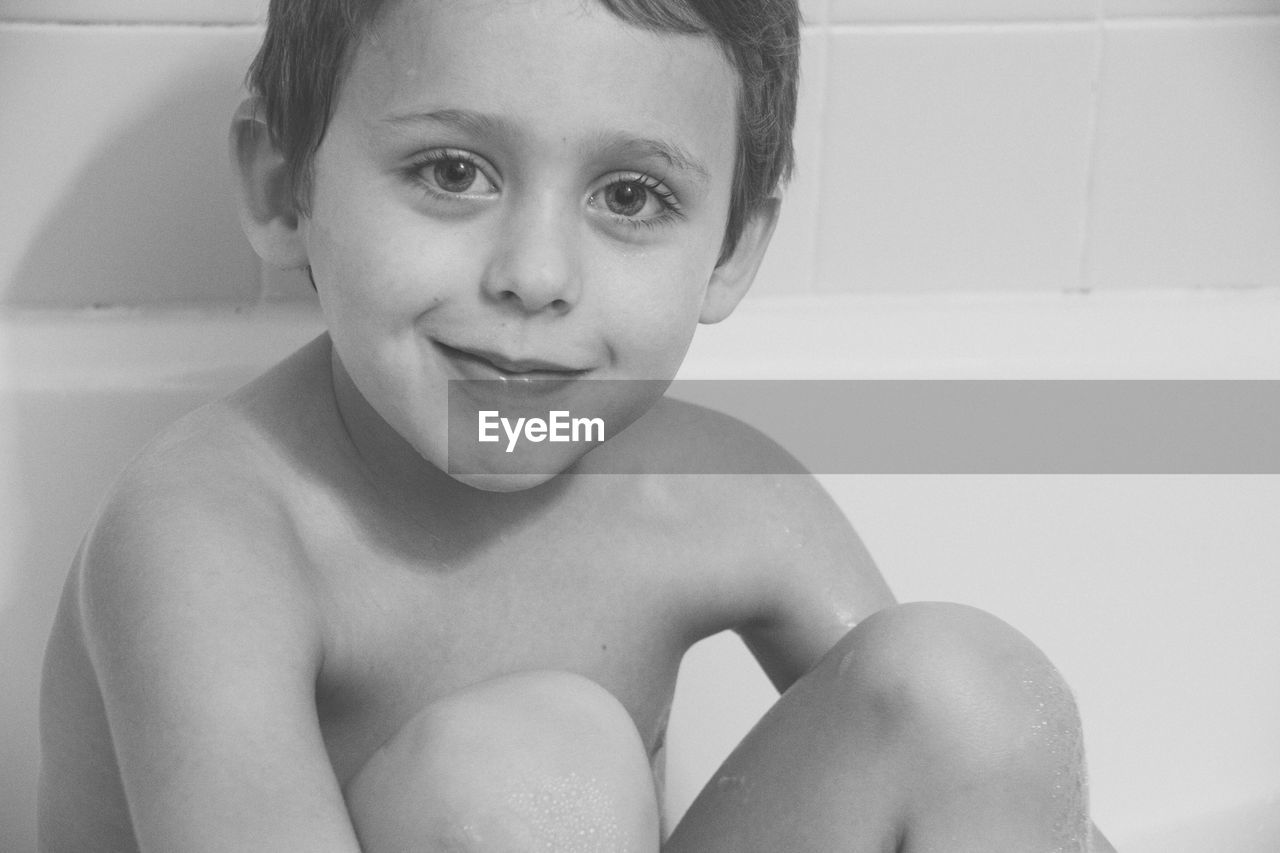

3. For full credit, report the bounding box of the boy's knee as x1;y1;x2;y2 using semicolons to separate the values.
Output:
347;670;659;852
831;602;1083;777
421;669;638;744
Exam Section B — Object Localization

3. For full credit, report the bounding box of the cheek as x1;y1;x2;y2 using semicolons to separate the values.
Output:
599;287;705;377
307;213;469;327
604;247;716;335
306;157;471;320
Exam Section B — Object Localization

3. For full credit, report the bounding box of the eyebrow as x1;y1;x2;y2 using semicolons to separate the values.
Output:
380;108;509;138
379;108;711;187
592;131;711;188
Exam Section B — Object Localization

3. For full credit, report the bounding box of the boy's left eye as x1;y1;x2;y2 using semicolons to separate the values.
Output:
604;181;652;216
589;174;680;223
435;159;480;193
410;149;499;198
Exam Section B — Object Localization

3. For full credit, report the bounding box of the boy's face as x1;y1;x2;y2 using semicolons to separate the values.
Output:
300;0;743;488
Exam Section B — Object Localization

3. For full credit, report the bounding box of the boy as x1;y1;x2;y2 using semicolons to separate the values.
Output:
39;0;1114;850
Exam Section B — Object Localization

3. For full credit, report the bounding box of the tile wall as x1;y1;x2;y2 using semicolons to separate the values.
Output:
1;0;1277;305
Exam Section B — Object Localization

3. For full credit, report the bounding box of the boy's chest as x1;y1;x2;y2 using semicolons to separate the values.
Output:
309;536;697;787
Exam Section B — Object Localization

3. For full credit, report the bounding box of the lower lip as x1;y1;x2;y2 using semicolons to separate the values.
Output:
435;343;589;395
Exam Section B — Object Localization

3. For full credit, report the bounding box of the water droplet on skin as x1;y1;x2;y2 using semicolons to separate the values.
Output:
504;772;629;852
1020;662;1090;853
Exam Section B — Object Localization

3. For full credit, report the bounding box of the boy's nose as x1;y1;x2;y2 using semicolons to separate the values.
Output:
481;200;582;314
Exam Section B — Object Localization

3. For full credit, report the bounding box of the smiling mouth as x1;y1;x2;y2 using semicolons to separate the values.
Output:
435;342;593;381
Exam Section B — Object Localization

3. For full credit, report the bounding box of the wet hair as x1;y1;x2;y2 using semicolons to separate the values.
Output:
247;0;800;258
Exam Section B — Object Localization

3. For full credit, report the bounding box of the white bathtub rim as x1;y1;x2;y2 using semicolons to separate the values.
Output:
2;287;1280;393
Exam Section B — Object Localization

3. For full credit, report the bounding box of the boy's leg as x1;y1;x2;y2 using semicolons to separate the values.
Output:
345;670;660;853
664;602;1116;853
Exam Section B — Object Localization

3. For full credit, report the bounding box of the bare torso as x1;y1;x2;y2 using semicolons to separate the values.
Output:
39;336;813;851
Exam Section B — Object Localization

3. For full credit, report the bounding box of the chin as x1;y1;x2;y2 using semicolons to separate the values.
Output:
450;470;565;493
442;429;606;492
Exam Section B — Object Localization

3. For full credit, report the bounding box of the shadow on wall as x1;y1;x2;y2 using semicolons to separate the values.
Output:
10;64;260;306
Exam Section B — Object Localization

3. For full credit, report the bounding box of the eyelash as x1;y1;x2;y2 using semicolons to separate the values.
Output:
595;171;684;230
403;151;685;229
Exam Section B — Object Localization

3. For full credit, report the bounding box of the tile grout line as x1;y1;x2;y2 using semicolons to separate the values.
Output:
1103;12;1280;26
824;13;1280;34
7;14;1277;30
0;18;264;29
803;7;831;294
827;20;1105;35
1076;0;1109;292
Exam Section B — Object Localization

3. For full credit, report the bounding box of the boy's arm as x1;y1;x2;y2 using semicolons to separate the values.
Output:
733;473;896;693
79;480;363;853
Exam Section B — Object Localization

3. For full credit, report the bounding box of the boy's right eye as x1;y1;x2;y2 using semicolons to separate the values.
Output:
410;150;499;199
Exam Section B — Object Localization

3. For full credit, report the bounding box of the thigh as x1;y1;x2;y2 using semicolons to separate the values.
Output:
345;671;661;853
664;603;1106;853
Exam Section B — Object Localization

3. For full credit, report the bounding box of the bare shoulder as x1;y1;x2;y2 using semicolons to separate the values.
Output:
611;396;869;548
61;340;336;715
75;335;338;642
38;338;345;850
605;398;893;683
40;337;364;851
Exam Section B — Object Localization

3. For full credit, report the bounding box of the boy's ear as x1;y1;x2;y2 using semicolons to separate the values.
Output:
699;197;781;325
230;97;309;269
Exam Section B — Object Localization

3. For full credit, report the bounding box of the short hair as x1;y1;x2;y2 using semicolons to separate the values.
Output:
247;0;800;259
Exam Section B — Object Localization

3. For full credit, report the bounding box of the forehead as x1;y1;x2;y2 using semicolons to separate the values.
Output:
335;0;738;167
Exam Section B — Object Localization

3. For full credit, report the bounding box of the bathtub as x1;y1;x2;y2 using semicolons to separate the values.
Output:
3;290;1279;851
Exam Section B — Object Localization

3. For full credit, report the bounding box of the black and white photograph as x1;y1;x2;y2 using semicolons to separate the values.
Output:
1;1;1277;851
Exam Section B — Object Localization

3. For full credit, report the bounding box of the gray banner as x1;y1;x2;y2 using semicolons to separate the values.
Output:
447;380;1280;474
